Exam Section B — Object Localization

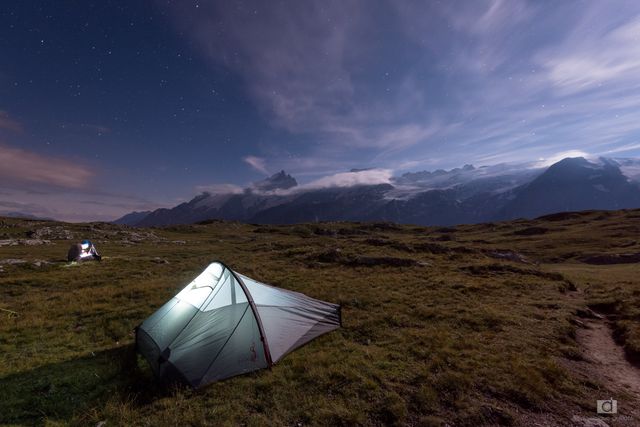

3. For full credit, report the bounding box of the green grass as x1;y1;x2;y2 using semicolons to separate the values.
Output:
1;211;639;425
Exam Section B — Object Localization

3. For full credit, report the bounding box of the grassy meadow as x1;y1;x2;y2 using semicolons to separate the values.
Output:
1;209;639;426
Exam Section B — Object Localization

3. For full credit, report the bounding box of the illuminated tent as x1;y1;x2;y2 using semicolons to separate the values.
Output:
135;261;341;388
67;240;101;262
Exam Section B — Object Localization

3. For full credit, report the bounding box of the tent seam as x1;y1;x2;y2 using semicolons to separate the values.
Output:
197;304;250;387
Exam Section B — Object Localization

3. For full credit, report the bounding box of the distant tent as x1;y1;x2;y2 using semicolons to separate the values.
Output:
67;240;101;262
135;261;341;388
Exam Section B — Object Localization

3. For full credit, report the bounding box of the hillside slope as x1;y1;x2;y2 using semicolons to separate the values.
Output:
1;211;640;425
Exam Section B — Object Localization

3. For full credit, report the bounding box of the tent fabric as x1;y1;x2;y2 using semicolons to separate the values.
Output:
238;273;342;362
135;261;341;388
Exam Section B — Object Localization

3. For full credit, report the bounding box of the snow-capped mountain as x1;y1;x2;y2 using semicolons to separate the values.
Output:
115;157;640;227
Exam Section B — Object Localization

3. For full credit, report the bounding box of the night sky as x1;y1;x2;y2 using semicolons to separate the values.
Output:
2;1;640;221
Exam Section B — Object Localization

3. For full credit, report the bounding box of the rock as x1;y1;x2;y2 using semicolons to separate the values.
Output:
32;260;50;268
0;239;51;246
22;239;51;246
0;259;27;265
485;250;533;264
153;257;169;264
26;226;74;240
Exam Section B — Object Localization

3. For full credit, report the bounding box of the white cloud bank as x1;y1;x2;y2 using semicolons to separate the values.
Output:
296;169;393;191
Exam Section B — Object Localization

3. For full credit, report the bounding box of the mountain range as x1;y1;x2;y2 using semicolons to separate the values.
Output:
115;157;640;227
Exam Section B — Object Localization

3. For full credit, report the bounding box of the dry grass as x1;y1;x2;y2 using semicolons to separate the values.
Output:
0;210;639;426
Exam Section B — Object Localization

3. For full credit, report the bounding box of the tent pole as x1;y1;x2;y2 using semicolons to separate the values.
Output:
227;266;274;367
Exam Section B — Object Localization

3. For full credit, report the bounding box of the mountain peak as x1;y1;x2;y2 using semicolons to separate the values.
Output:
252;170;298;192
551;156;589;167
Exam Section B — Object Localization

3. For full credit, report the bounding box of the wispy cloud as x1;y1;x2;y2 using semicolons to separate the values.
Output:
0;144;93;188
539;15;640;94
161;0;640;175
161;1;447;166
195;183;244;194
0;185;164;222
602;142;640;155
243;155;269;175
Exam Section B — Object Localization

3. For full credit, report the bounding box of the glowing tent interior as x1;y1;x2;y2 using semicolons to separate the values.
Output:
135;261;341;388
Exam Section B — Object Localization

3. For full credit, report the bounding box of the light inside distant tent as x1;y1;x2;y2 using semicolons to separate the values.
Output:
79;242;93;259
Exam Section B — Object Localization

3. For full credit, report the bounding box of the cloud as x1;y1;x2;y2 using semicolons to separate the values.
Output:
0;185;163;222
602;142;640;155
300;168;392;189
243;155;269;175
535;150;591;168
195;183;244;194
160;1;640;176
263;169;393;195
164;1;358;133
161;1;444;164
539;15;640;94
0;111;23;133
0;144;94;188
0;199;55;218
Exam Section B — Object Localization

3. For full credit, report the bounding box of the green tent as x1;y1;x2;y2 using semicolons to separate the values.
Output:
135;261;341;388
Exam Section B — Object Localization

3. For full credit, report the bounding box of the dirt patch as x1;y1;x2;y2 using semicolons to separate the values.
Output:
347;256;421;267
308;248;421;267
435;226;456;233
357;222;402;232
537;211;593;221
362;238;414;252
414;242;475;254
569;318;640;424
581;253;640;265
461;263;567;281
514;226;549;236
413;242;451;254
